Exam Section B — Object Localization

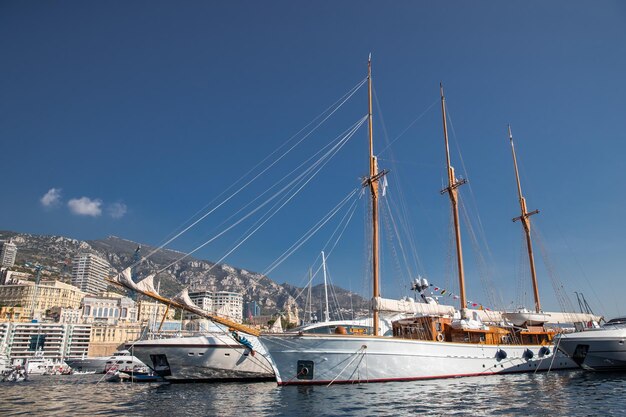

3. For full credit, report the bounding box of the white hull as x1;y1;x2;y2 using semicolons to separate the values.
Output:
556;326;626;371
259;334;577;385
131;334;274;381
64;358;109;373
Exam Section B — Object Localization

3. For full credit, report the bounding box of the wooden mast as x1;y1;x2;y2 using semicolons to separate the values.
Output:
439;84;468;318
508;125;541;313
365;54;382;336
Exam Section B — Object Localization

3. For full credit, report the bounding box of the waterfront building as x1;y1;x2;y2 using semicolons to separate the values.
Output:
71;253;110;295
0;306;28;322
88;323;143;357
187;290;243;323
137;299;175;324
0;240;17;267
81;293;138;324
245;300;261;318
0;269;32;285
48;307;82;324
0;322;91;364
0;280;85;321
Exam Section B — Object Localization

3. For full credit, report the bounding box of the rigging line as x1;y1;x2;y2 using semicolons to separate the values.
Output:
220;118;365;276
445;107;495;266
159;118;365;275
200;121;364;281
321;190;363;259
459;197;500;309
290;191;363;303
154;78;366;244
212;127;359;264
374;89;431;279
388;194;424;276
380;196;407;293
382;196;415;284
377;99;439;156
138;78;367;267
206;115;369;238
326;269;345;321
262;188;360;277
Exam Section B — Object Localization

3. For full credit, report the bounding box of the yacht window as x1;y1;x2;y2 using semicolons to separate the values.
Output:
188;352;194;356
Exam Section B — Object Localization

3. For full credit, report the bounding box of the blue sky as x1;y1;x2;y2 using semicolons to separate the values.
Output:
1;2;625;318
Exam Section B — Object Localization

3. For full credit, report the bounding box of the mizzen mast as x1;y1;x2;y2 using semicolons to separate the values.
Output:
508;125;541;313
439;84;468;318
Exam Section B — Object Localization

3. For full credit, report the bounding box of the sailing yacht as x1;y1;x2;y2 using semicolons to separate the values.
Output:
257;58;599;385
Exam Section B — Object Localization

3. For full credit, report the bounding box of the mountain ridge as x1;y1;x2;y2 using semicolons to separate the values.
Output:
0;230;369;318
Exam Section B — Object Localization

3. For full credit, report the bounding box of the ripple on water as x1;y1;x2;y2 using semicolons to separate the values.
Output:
0;371;625;416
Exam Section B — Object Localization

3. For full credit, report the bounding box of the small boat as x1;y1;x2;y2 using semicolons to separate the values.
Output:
25;351;55;375
1;365;27;382
65;350;145;374
502;308;551;326
105;368;163;383
556;317;626;371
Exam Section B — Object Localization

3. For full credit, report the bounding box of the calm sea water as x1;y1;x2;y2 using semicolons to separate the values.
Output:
1;370;624;416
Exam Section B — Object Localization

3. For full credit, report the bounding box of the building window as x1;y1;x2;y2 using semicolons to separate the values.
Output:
85;306;91;316
121;308;127;318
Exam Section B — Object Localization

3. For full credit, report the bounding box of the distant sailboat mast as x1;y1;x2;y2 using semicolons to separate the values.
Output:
322;251;330;322
508;126;541;313
439;84;468;318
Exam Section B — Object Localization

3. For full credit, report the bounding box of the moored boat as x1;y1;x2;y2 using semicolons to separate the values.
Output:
556;317;626;371
131;317;394;382
259;59;599;385
65;349;145;374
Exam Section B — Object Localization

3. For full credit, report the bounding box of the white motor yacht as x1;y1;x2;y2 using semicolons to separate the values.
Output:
556;317;626;371
65;350;145;374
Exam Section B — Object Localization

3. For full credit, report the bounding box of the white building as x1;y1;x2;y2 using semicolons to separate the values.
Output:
0;322;91;363
71;253;110;295
0;240;17;267
81;293;138;324
187;290;243;323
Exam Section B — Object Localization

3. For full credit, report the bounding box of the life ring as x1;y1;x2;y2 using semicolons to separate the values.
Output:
436;333;444;342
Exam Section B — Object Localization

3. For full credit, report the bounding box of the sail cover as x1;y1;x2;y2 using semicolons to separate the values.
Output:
135;274;158;295
269;317;283;333
172;287;208;317
116;267;142;292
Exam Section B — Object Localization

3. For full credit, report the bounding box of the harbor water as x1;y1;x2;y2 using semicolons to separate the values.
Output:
0;370;624;416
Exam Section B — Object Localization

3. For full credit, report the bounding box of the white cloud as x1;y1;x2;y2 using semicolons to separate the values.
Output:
67;197;102;217
107;202;127;219
40;188;62;207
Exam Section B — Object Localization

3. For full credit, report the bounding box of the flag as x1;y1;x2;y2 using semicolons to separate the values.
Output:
440;289;447;295
453;295;459;300
381;175;388;197
434;287;439;291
